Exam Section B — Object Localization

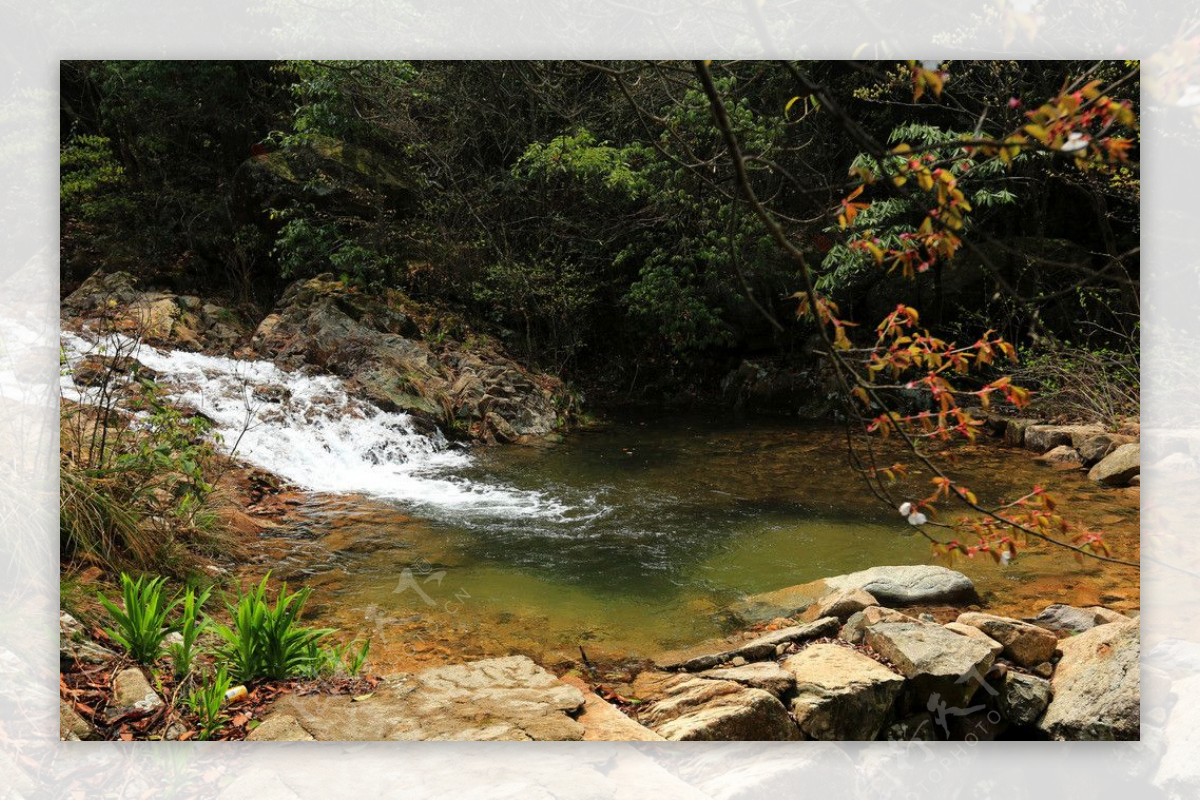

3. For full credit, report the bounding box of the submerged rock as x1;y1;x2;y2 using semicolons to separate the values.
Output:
1038;619;1140;740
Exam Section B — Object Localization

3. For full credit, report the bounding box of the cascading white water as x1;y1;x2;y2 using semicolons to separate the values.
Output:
59;330;579;520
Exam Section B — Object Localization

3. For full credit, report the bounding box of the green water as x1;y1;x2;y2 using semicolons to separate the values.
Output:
292;411;1139;668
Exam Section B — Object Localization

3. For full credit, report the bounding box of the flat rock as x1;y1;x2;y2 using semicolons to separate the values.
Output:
731;565;975;623
246;713;316;741
268;656;585;741
1024;424;1104;453
1038;619;1139;740
800;588;877;623
1028;603;1104;634
636;675;801;741
111;667;164;714
1088;442;1140;487
698;662;796;698
783;643;904;740
864;621;997;708
658;617;839;670
956;612;1057;667
840;606;919;645
998;671;1051;726
943;622;1004;660
559;674;664;741
1088;606;1132;625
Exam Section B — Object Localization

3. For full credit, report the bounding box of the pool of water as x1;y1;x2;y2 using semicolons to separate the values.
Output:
265;411;1139;672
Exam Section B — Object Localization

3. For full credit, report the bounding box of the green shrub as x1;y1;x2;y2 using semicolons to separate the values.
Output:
213;575;335;681
187;665;232;741
167;585;211;680
97;573;179;664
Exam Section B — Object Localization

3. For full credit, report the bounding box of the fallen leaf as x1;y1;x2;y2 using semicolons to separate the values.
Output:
351;693;374;702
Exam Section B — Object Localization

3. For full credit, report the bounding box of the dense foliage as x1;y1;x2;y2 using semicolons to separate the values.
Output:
61;60;1139;403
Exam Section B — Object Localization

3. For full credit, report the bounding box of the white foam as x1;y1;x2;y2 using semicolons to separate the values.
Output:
59;330;575;520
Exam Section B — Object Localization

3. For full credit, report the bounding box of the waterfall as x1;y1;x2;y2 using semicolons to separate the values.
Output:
59;330;572;520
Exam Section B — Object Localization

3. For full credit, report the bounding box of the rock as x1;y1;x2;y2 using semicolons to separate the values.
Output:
699;663;797;698
728;617;840;662
1038;619;1139;740
1077;433;1136;466
268;656;585;740
1033;444;1083;468
1087;443;1140;487
111;667;164;714
61;270;141;314
59;612;116;668
1024;424;1104;453
1003;418;1039;447
943;622;1004;660
998;671;1051;726
840;606;919;645
956;612;1058;668
731;565;975;624
800;588;877;623
60;700;98;741
1088;607;1131;626
558;675;664;741
1033;662;1054;679
783;644;904;740
1028;603;1103;634
246;714;316;741
864;621;997;708
636;676;801;741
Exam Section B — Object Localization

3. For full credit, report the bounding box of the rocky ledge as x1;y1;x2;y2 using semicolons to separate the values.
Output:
62;270;576;444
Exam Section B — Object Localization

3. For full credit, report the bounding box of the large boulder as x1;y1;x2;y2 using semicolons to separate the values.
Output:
635;675;801;741
1087;443;1140;487
864;621;997;708
1038;619;1139;740
783;644;904;740
268;656;585;741
733;565;976;623
1077;433;1136;466
253;275;573;442
955;612;1058;668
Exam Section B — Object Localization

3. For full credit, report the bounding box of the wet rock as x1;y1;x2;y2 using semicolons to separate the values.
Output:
800;588;877;623
840;606;919;645
269;656;585;740
783;643;904;740
998;671;1051;726
246;713;316;741
636;675;801;741
864;621;997;708
943;622;1004;660
1038;619;1139;740
955;612;1057;668
559;675;664;741
1024;424;1104;453
1078;433;1137;466
1087;443;1140;487
1033;444;1083;468
698;663;797;698
111;667;164;714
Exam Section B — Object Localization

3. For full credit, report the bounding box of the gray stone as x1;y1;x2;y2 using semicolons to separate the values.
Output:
60;700;98;741
1025;424;1104;453
840;606;919;645
1088;443;1140;487
246;713;316;741
111;667;164;714
999;672;1051;726
1028;603;1103;634
943;622;1004;660
956;612;1058;668
59;611;116;667
1038;619;1139;740
1033;445;1083;466
783;644;904;740
636;675;801;741
269;656;585;740
699;662;797;698
801;588;877;623
1078;433;1136;466
864;621;997;708
823;565;978;607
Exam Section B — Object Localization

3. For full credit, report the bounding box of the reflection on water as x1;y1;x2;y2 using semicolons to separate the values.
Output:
262;411;1139;671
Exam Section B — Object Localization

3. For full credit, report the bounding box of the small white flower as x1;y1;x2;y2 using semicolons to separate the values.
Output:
907;511;928;526
1000;551;1013;566
899;502;913;517
1060;132;1089;153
